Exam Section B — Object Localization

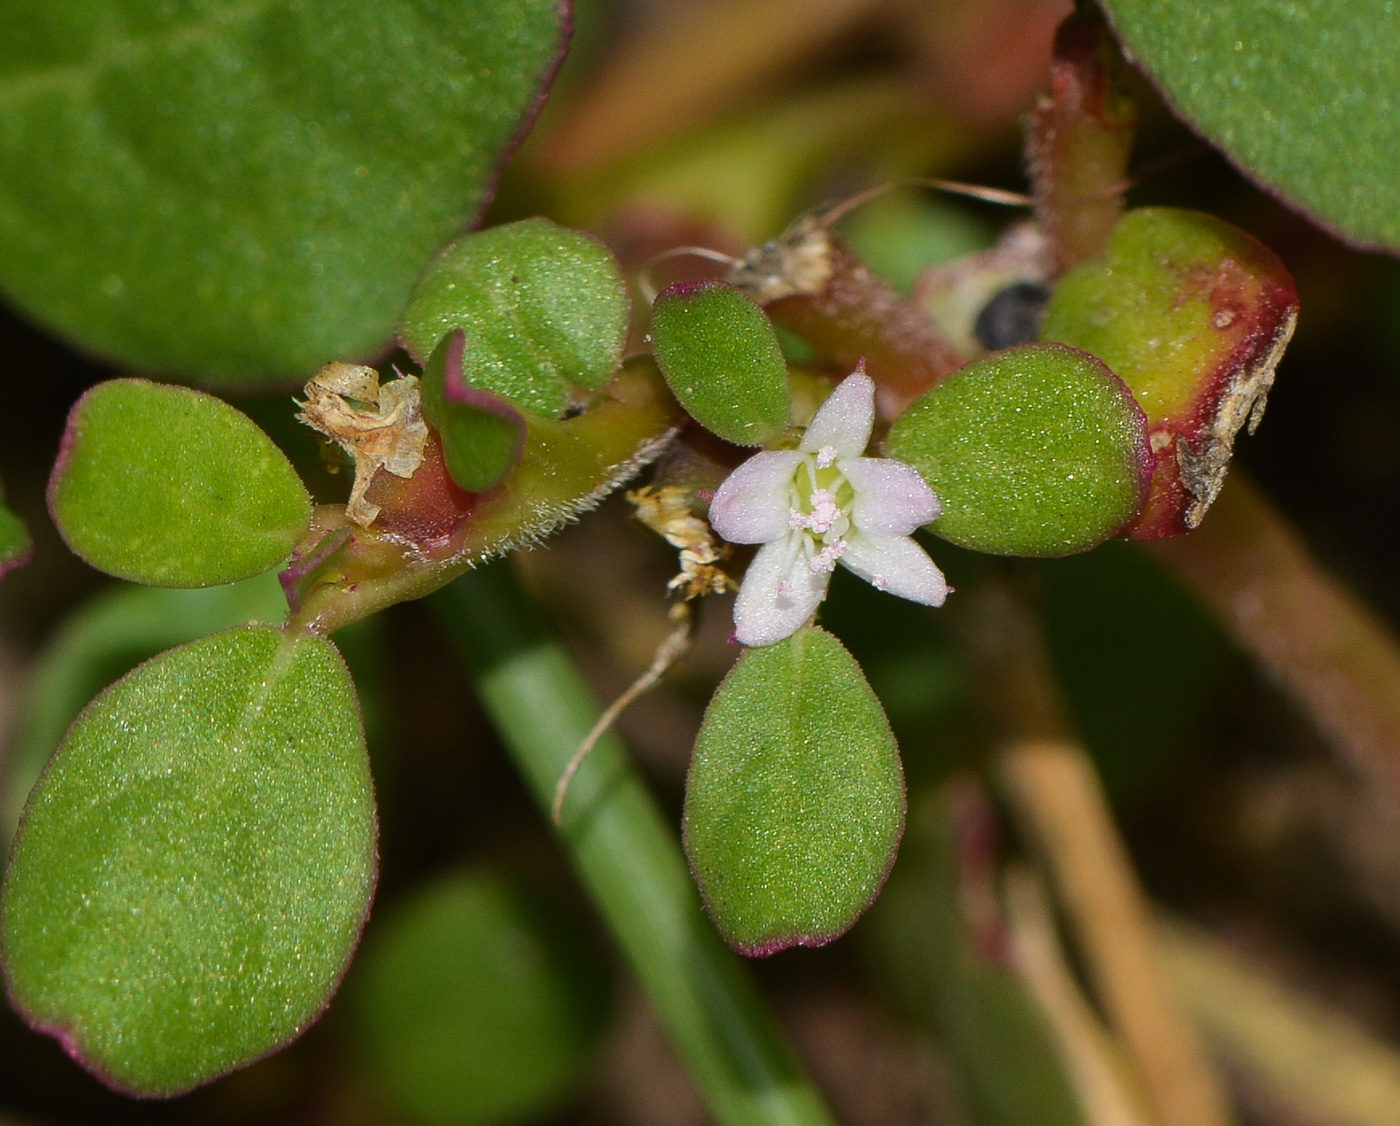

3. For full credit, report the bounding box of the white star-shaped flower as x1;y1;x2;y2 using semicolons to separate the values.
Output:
709;370;949;647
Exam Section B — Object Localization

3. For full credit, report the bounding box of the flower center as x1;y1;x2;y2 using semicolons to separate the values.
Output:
788;455;854;573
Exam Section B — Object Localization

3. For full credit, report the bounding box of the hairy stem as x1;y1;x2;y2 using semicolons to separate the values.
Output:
433;562;836;1126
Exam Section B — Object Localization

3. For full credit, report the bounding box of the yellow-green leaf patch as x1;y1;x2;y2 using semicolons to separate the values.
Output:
49;379;311;586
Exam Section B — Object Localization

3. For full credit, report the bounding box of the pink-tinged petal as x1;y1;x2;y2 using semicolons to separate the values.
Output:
800;371;875;460
735;536;831;647
840;457;941;535
709;450;804;544
840;532;948;607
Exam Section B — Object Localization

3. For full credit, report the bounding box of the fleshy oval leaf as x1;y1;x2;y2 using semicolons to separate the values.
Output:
49;379;312;586
1038;207;1298;538
1099;0;1400;251
1;625;377;1096
2;575;291;847
683;626;905;955
398;218;631;418
650;281;791;446
0;0;568;381
348;869;607;1126
419;330;526;493
0;476;31;582
885;342;1151;557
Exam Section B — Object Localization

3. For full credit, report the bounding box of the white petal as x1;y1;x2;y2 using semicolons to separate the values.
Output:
709;450;804;544
734;535;831;647
800;371;875;459
839;531;948;607
840;457;941;535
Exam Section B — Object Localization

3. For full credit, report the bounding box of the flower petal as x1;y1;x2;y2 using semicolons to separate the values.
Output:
839;531;948;607
709;450;804;544
840;457;941;535
734;535;831;647
800;371;875;459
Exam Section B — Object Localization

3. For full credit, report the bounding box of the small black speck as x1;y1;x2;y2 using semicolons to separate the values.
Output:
974;281;1052;351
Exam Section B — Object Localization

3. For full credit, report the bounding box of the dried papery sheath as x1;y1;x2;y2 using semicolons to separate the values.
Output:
297;362;429;527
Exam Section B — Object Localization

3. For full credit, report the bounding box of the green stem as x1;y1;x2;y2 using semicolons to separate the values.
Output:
433;563;836;1126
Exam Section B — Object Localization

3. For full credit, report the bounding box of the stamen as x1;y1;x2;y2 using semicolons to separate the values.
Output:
807;488;842;533
815;444;839;469
808;540;848;573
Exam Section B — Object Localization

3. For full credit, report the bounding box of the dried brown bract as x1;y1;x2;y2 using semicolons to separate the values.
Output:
629;484;735;600
297;362;429;527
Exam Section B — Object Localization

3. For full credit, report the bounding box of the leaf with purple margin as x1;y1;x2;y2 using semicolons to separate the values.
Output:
0;0;570;382
399;218;630;418
650;281;791;446
419;330;526;493
0;476;31;583
1;625;376;1097
683;626;905;955
1100;0;1400;251
1038;208;1297;539
49;379;311;587
886;343;1151;557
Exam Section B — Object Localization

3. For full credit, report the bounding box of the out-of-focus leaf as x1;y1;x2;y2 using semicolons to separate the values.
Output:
0;476;31;581
1039;208;1297;538
818;566;969;786
683;626;904;955
49;379;311;586
650;281;790;445
398;218;630;418
2;626;377;1096
0;0;568;381
1100;0;1400;250
348;868;608;1126
885;343;1151;556
864;787;1087;1126
1040;542;1234;799
1;574;289;845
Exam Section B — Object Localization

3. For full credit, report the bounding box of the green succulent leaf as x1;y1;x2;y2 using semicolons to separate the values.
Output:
398;218;631;418
419;330;526;493
1039;207;1297;538
0;476;31;581
1;625;377;1097
650;281;791;446
1099;0;1400;250
0;0;567;381
348;868;607;1126
49;379;312;586
683;626;905;955
2;575;290;847
885;343;1151;557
